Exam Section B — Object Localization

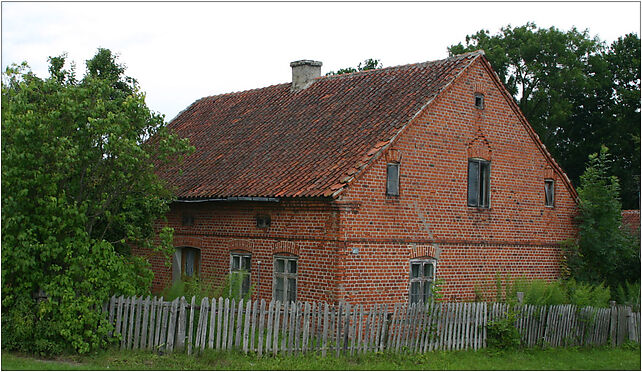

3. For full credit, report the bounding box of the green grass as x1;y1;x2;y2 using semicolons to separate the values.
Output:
3;345;640;370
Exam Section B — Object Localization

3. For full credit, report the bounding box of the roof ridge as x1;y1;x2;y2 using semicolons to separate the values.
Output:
172;51;485;122
320;50;485;81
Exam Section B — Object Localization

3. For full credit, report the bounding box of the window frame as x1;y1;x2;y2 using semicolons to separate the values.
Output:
386;162;400;196
474;93;485;109
467;158;491;208
544;179;555;207
409;258;436;304
229;251;252;298
273;255;298;303
180;247;201;279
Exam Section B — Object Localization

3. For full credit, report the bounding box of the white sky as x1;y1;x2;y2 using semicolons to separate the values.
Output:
2;1;640;121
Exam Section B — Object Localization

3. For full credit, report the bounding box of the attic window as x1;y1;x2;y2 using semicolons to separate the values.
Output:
545;179;555;207
182;214;194;226
256;215;271;229
386;163;400;196
474;93;484;109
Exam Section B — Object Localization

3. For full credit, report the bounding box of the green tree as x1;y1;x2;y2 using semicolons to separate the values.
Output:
563;147;640;289
326;58;383;76
449;24;640;209
1;49;192;354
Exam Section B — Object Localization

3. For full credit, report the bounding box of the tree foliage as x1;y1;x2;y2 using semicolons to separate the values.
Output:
1;48;192;354
449;24;640;209
326;58;383;76
563;147;640;290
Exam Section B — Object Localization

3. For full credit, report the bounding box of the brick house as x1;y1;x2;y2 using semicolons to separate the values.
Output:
142;51;578;304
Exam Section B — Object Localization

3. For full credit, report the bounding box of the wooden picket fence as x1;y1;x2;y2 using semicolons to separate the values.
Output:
105;295;641;355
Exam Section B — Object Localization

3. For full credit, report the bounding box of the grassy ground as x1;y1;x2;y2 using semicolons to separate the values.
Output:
2;345;641;370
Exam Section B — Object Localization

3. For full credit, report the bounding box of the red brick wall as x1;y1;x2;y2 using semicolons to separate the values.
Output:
135;199;341;303
139;58;578;305
336;59;578;303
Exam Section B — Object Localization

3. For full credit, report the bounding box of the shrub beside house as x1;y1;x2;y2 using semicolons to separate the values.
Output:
139;51;578;304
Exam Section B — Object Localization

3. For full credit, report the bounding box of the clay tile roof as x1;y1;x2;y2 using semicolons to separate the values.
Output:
158;52;482;199
622;210;640;235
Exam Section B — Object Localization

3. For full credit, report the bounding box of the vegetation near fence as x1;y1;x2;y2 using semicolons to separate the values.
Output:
105;296;640;356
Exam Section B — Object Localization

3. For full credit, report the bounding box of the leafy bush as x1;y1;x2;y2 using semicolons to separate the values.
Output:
486;310;521;350
614;281;641;310
160;272;252;303
1;49;192;355
492;275;611;307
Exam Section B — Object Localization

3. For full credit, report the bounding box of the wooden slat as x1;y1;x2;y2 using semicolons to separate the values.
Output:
120;297;130;350
140;296;150;350
187;296;196;355
363;304;372;353
227;299;237;350
243;299;252;354
281;301;290;353
221;298;230;351
235;299;244;349
133;296;143;349
322;303;330;357
176;296;187;351
166;297;179;352
288;301;297;355
272;300;281;356
378;304;388;352
303;302;312;354
257;299;266;357
193;297;207;351
216;298;224;350
341;303;351;355
250;299;258;352
207;298;217;349
127;296;136;349
148;296;158;350
316;302;324;350
335;303;343;356
265;299;274;354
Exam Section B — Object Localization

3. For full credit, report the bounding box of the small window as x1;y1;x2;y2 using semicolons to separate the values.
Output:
545;179;555;207
467;159;490;208
181;247;201;278
273;256;297;302
474;93;484;109
386;163;400;196
182;214;194;226
256;215;271;229
230;252;251;298
409;259;436;304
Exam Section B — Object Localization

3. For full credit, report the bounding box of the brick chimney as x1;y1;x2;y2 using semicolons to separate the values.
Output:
290;60;322;91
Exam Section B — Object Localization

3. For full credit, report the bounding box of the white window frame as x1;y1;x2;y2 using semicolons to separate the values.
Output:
273;255;298;303
229;252;251;298
409;258;436;304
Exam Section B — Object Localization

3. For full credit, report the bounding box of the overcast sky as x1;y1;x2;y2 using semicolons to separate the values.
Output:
2;1;640;121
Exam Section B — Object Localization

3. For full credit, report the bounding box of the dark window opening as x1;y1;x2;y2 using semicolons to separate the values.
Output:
545;179;555;207
181;247;201;278
230;252;251;298
274;256;297;302
386;163;400;196
409;259;436;304
256;215;271;228
182;214;194;226
468;159;490;208
475;93;484;109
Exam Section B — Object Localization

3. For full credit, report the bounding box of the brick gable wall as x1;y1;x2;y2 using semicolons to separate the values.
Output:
336;59;578;303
